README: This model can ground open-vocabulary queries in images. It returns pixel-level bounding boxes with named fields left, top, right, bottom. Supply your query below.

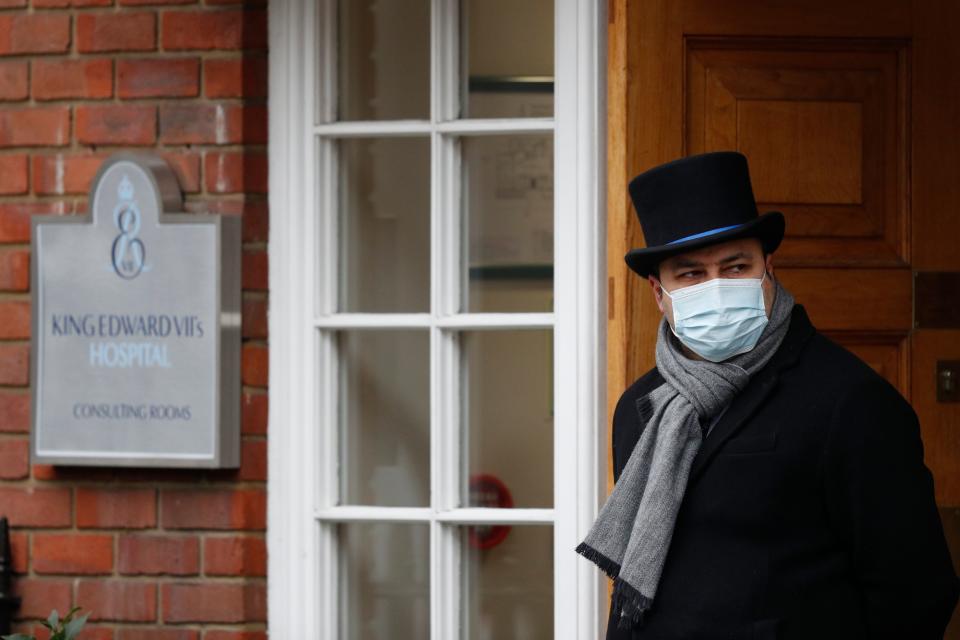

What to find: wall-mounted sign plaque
left=30, top=154, right=241, bottom=468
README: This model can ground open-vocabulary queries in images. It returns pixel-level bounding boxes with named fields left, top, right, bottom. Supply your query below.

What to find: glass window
left=460, top=0, right=554, bottom=118
left=339, top=522, right=431, bottom=639
left=461, top=134, right=554, bottom=313
left=338, top=0, right=431, bottom=121
left=338, top=137, right=431, bottom=313
left=318, top=2, right=558, bottom=636
left=339, top=330, right=430, bottom=507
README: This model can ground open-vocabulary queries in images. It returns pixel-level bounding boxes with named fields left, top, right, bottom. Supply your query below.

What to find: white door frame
left=266, top=1, right=608, bottom=637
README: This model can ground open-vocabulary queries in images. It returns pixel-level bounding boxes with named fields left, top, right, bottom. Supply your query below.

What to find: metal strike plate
left=937, top=361, right=960, bottom=403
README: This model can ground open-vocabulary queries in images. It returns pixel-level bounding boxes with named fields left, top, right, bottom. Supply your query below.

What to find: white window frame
left=267, top=1, right=606, bottom=638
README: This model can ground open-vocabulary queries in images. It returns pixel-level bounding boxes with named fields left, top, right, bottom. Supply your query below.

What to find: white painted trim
left=313, top=312, right=555, bottom=329
left=313, top=118, right=554, bottom=137
left=553, top=0, right=607, bottom=638
left=266, top=0, right=321, bottom=637
left=314, top=506, right=555, bottom=524
left=267, top=0, right=606, bottom=637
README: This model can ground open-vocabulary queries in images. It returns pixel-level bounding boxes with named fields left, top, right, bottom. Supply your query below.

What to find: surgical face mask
left=660, top=272, right=769, bottom=362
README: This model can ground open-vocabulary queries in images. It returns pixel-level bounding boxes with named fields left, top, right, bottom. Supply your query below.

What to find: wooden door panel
left=686, top=41, right=908, bottom=266
left=774, top=268, right=911, bottom=332
left=825, top=334, right=909, bottom=396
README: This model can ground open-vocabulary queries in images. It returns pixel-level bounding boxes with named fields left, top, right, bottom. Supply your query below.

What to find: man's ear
left=647, top=275, right=665, bottom=313
left=764, top=252, right=775, bottom=278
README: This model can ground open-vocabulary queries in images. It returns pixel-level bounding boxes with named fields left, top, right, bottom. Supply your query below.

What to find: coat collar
left=686, top=304, right=816, bottom=485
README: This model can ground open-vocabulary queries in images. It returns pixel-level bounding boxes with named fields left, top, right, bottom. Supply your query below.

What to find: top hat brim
left=624, top=210, right=785, bottom=278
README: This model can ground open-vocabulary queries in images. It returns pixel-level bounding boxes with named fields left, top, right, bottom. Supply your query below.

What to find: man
left=577, top=152, right=959, bottom=639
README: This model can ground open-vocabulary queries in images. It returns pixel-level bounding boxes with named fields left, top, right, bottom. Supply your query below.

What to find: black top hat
left=624, top=151, right=785, bottom=278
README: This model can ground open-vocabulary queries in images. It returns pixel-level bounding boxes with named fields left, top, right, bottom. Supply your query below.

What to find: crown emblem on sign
left=117, top=174, right=134, bottom=201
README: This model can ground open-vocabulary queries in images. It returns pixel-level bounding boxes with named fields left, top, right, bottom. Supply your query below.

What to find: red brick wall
left=0, top=1, right=269, bottom=637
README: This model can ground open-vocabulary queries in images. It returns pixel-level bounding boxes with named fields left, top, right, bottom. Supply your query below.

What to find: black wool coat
left=605, top=305, right=959, bottom=640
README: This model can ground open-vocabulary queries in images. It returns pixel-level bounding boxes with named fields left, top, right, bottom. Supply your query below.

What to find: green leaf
left=63, top=612, right=89, bottom=640
left=46, top=608, right=59, bottom=629
left=2, top=634, right=36, bottom=640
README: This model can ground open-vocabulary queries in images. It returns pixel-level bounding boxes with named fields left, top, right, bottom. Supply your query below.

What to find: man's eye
left=727, top=264, right=747, bottom=273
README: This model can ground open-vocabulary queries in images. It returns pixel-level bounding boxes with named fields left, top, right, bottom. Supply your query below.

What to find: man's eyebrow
left=669, top=251, right=753, bottom=269
left=718, top=252, right=751, bottom=264
left=670, top=257, right=704, bottom=269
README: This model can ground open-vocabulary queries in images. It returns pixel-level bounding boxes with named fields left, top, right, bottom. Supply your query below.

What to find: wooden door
left=607, top=0, right=960, bottom=631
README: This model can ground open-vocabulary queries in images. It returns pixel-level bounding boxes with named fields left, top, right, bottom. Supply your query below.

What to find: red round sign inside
left=468, top=473, right=514, bottom=549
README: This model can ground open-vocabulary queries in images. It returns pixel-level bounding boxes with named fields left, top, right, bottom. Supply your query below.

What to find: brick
left=204, top=56, right=267, bottom=98
left=118, top=534, right=199, bottom=575
left=0, top=61, right=27, bottom=101
left=117, top=58, right=199, bottom=98
left=120, top=0, right=193, bottom=4
left=205, top=151, right=267, bottom=194
left=0, top=487, right=71, bottom=527
left=77, top=487, right=157, bottom=529
left=236, top=438, right=266, bottom=481
left=34, top=0, right=112, bottom=6
left=0, top=437, right=28, bottom=479
left=77, top=12, right=157, bottom=53
left=162, top=10, right=266, bottom=50
left=13, top=579, right=72, bottom=619
left=159, top=103, right=266, bottom=145
left=161, top=489, right=266, bottom=530
left=0, top=201, right=70, bottom=243
left=161, top=151, right=201, bottom=193
left=0, top=299, right=29, bottom=338
left=0, top=391, right=29, bottom=432
left=68, top=627, right=113, bottom=640
left=116, top=630, right=198, bottom=640
left=241, top=249, right=266, bottom=290
left=77, top=580, right=157, bottom=622
left=241, top=392, right=266, bottom=435
left=161, top=583, right=266, bottom=623
left=203, top=535, right=265, bottom=576
left=241, top=343, right=267, bottom=387
left=0, top=14, right=70, bottom=55
left=33, top=59, right=112, bottom=101
left=0, top=0, right=26, bottom=7
left=0, top=343, right=28, bottom=385
left=0, top=154, right=27, bottom=194
left=0, top=107, right=70, bottom=147
left=241, top=296, right=266, bottom=339
left=242, top=199, right=267, bottom=242
left=10, top=530, right=26, bottom=573
left=32, top=154, right=106, bottom=196
left=203, top=633, right=266, bottom=640
left=77, top=105, right=156, bottom=146
left=33, top=534, right=114, bottom=574
left=0, top=249, right=29, bottom=292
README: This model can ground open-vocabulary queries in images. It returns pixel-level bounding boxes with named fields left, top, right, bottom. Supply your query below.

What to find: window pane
left=337, top=0, right=430, bottom=121
left=339, top=330, right=430, bottom=507
left=339, top=522, right=430, bottom=639
left=461, top=134, right=553, bottom=312
left=460, top=0, right=554, bottom=118
left=460, top=330, right=553, bottom=508
left=459, top=524, right=553, bottom=639
left=339, top=137, right=430, bottom=312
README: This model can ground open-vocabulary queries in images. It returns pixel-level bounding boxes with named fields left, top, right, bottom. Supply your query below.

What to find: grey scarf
left=576, top=280, right=795, bottom=630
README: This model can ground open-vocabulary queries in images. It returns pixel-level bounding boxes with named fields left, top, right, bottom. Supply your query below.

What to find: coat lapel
left=687, top=305, right=815, bottom=486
